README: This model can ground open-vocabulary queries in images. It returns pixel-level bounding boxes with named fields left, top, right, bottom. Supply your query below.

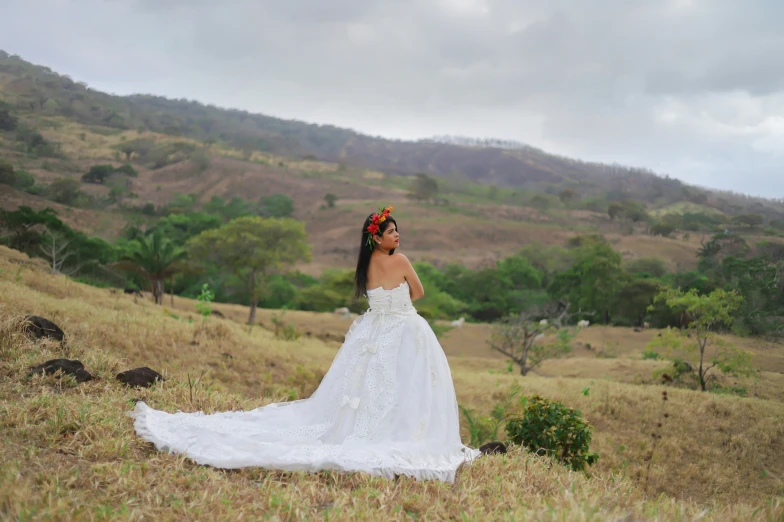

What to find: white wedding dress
left=129, top=281, right=481, bottom=482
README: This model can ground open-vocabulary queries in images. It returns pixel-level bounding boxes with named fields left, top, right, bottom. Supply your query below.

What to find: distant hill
left=2, top=50, right=783, bottom=221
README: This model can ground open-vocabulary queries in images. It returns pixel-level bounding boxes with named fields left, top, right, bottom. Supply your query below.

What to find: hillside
left=4, top=99, right=780, bottom=276
left=0, top=109, right=721, bottom=273
left=1, top=246, right=783, bottom=520
left=2, top=50, right=784, bottom=222
left=3, top=51, right=784, bottom=279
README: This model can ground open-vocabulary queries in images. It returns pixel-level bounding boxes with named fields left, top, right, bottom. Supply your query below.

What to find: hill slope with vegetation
left=1, top=51, right=784, bottom=334
left=2, top=50, right=784, bottom=217
left=1, top=51, right=784, bottom=520
left=1, top=247, right=783, bottom=520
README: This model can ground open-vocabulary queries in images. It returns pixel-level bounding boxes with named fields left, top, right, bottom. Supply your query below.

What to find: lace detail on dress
left=129, top=280, right=481, bottom=483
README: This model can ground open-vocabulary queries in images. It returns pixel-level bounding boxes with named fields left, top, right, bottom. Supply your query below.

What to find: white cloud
left=0, top=0, right=782, bottom=196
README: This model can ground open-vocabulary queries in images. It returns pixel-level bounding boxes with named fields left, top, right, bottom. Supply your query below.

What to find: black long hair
left=354, top=213, right=397, bottom=299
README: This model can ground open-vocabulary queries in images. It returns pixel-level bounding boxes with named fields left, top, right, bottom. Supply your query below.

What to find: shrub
left=651, top=222, right=676, bottom=237
left=115, top=163, right=138, bottom=177
left=624, top=257, right=667, bottom=278
left=505, top=395, right=599, bottom=471
left=0, top=161, right=15, bottom=186
left=271, top=311, right=300, bottom=341
left=82, top=164, right=114, bottom=184
left=13, top=169, right=35, bottom=190
left=0, top=106, right=18, bottom=131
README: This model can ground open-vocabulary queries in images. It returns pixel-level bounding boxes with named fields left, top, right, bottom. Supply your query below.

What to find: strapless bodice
left=366, top=281, right=415, bottom=314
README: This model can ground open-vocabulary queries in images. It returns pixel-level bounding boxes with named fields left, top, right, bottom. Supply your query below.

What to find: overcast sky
left=2, top=0, right=783, bottom=197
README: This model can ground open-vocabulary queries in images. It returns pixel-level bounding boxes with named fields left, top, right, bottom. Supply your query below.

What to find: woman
left=130, top=206, right=480, bottom=482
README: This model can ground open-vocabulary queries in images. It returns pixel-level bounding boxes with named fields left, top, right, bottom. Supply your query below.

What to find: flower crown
left=365, top=205, right=394, bottom=250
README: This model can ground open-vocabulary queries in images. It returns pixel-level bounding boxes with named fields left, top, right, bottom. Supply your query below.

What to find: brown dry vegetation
left=0, top=116, right=718, bottom=273
left=1, top=246, right=783, bottom=521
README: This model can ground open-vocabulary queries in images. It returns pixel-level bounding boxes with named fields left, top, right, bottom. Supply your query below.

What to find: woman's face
left=376, top=221, right=399, bottom=251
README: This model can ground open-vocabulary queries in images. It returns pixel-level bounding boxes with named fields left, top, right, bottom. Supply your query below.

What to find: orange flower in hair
left=366, top=205, right=394, bottom=250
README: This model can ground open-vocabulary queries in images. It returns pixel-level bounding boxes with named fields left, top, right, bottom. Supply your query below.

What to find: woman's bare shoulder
left=390, top=253, right=413, bottom=265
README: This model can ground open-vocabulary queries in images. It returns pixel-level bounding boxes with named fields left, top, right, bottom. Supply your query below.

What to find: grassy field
left=1, top=245, right=783, bottom=520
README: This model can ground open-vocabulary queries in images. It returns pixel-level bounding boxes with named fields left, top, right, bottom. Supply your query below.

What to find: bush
left=25, top=184, right=46, bottom=196
left=82, top=164, right=114, bottom=184
left=294, top=285, right=347, bottom=313
left=13, top=169, right=35, bottom=190
left=15, top=126, right=61, bottom=157
left=115, top=163, right=138, bottom=177
left=641, top=349, right=661, bottom=360
left=258, top=193, right=294, bottom=218
left=0, top=161, right=15, bottom=186
left=505, top=395, right=599, bottom=472
left=651, top=221, right=676, bottom=237
left=0, top=106, right=18, bottom=131
left=624, top=257, right=667, bottom=278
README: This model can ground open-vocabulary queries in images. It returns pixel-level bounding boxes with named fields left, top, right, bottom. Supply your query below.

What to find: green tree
left=324, top=193, right=338, bottom=208
left=529, top=194, right=552, bottom=210
left=258, top=194, right=294, bottom=218
left=115, top=163, right=138, bottom=177
left=489, top=305, right=579, bottom=375
left=202, top=194, right=226, bottom=215
left=622, top=200, right=649, bottom=222
left=0, top=161, right=15, bottom=186
left=190, top=148, right=211, bottom=172
left=497, top=255, right=543, bottom=290
left=0, top=106, right=18, bottom=131
left=409, top=173, right=439, bottom=203
left=113, top=230, right=196, bottom=305
left=153, top=212, right=222, bottom=245
left=607, top=202, right=624, bottom=221
left=12, top=169, right=35, bottom=191
left=624, top=257, right=667, bottom=278
left=719, top=256, right=783, bottom=336
left=0, top=206, right=63, bottom=251
left=82, top=164, right=115, bottom=184
left=731, top=213, right=764, bottom=228
left=648, top=287, right=753, bottom=391
left=611, top=278, right=659, bottom=326
left=558, top=188, right=578, bottom=204
left=167, top=193, right=197, bottom=214
left=114, top=138, right=154, bottom=161
left=548, top=242, right=624, bottom=323
left=188, top=216, right=311, bottom=324
left=608, top=200, right=648, bottom=223
left=650, top=221, right=676, bottom=237
left=46, top=178, right=83, bottom=205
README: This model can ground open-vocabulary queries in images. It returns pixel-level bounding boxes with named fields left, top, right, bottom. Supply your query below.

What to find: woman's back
left=367, top=253, right=425, bottom=300
left=366, top=253, right=406, bottom=291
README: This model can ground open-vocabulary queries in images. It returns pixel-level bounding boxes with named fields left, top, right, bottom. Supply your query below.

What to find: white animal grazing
left=334, top=307, right=351, bottom=319
left=577, top=320, right=590, bottom=328
left=450, top=317, right=465, bottom=328
left=539, top=319, right=548, bottom=326
left=643, top=322, right=651, bottom=329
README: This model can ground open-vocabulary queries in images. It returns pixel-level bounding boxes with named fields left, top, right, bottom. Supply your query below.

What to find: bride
left=130, top=206, right=481, bottom=482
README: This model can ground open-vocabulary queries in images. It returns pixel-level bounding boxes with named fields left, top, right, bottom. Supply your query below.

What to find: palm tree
left=113, top=230, right=197, bottom=305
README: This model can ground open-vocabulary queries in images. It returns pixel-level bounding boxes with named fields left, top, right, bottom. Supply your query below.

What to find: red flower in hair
left=365, top=205, right=394, bottom=250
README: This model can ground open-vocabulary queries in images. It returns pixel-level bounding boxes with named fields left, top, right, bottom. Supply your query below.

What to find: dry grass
left=0, top=117, right=715, bottom=272
left=1, top=246, right=784, bottom=520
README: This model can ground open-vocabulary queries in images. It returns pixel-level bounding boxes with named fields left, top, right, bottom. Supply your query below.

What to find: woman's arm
left=396, top=254, right=425, bottom=301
